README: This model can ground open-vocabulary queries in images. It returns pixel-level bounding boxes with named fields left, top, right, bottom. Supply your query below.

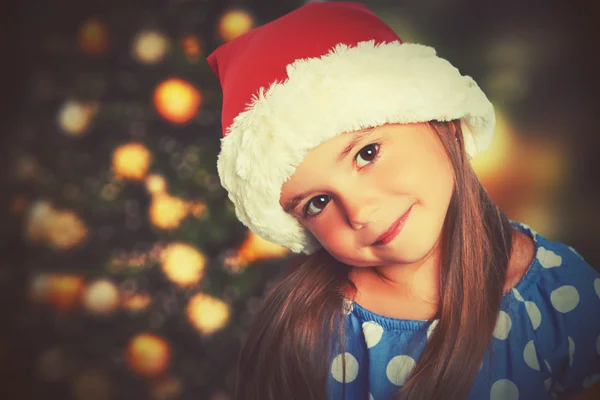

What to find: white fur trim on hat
left=217, top=41, right=495, bottom=254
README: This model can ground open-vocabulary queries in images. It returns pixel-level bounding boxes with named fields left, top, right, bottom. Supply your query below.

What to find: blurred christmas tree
left=4, top=1, right=303, bottom=399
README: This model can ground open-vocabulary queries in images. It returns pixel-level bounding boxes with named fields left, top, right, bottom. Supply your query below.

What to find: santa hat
left=207, top=1, right=495, bottom=254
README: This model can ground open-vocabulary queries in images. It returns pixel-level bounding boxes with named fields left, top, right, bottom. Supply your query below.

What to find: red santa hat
left=207, top=1, right=495, bottom=254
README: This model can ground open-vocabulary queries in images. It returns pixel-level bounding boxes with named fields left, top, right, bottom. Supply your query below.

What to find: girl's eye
left=355, top=143, right=380, bottom=168
left=305, top=195, right=331, bottom=217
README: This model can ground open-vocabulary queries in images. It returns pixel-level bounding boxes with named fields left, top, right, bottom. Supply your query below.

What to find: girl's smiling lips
left=372, top=204, right=415, bottom=246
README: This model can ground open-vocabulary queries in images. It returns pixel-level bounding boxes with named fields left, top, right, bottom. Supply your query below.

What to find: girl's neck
left=346, top=226, right=535, bottom=321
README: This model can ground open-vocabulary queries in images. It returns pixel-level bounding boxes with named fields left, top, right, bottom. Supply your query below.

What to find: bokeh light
left=82, top=279, right=120, bottom=315
left=160, top=243, right=206, bottom=287
left=181, top=35, right=203, bottom=61
left=145, top=174, right=167, bottom=194
left=149, top=193, right=189, bottom=229
left=58, top=100, right=99, bottom=136
left=132, top=30, right=170, bottom=64
left=112, top=143, right=152, bottom=180
left=24, top=201, right=88, bottom=250
left=126, top=333, right=170, bottom=378
left=187, top=293, right=230, bottom=335
left=153, top=79, right=202, bottom=124
left=237, top=231, right=289, bottom=264
left=48, top=274, right=85, bottom=312
left=218, top=9, right=255, bottom=42
left=78, top=19, right=109, bottom=55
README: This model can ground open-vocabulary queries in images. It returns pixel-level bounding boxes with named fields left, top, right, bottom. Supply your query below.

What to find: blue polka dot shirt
left=328, top=222, right=600, bottom=399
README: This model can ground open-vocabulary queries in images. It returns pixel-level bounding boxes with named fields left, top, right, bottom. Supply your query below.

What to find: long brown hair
left=234, top=120, right=513, bottom=400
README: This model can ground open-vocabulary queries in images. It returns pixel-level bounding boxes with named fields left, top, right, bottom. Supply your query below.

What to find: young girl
left=207, top=2, right=600, bottom=399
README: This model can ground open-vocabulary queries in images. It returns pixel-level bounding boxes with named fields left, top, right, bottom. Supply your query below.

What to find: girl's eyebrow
left=336, top=127, right=377, bottom=163
left=282, top=190, right=312, bottom=214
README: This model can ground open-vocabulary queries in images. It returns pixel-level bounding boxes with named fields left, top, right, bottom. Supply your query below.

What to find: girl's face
left=280, top=123, right=456, bottom=267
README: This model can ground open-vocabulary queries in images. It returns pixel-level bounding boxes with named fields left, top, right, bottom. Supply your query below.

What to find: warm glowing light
left=46, top=210, right=89, bottom=250
left=160, top=243, right=206, bottom=287
left=186, top=293, right=230, bottom=335
left=181, top=35, right=202, bottom=60
left=127, top=333, right=170, bottom=378
left=145, top=174, right=167, bottom=194
left=149, top=193, right=189, bottom=229
left=218, top=9, right=255, bottom=42
left=122, top=293, right=152, bottom=311
left=132, top=30, right=170, bottom=64
left=48, top=274, right=85, bottom=312
left=58, top=100, right=98, bottom=136
left=24, top=201, right=88, bottom=250
left=82, top=280, right=120, bottom=314
left=151, top=376, right=184, bottom=400
left=112, top=143, right=151, bottom=180
left=237, top=231, right=289, bottom=264
left=78, top=19, right=109, bottom=55
left=153, top=78, right=201, bottom=124
left=471, top=112, right=515, bottom=180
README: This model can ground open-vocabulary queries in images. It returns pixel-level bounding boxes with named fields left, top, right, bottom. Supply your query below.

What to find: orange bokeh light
left=153, top=78, right=201, bottom=124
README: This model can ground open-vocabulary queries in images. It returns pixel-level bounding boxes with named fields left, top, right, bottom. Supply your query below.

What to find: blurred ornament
left=149, top=193, right=189, bottom=229
left=153, top=78, right=202, bottom=124
left=187, top=293, right=230, bottom=335
left=181, top=35, right=203, bottom=62
left=24, top=201, right=88, bottom=250
left=237, top=230, right=289, bottom=264
left=218, top=9, right=255, bottom=42
left=132, top=30, right=170, bottom=65
left=123, top=293, right=152, bottom=312
left=151, top=376, right=184, bottom=400
left=100, top=183, right=119, bottom=201
left=126, top=333, right=170, bottom=378
left=78, top=19, right=109, bottom=55
left=71, top=370, right=113, bottom=400
left=160, top=243, right=206, bottom=287
left=112, top=143, right=151, bottom=180
left=146, top=174, right=167, bottom=194
left=46, top=210, right=88, bottom=250
left=36, top=347, right=71, bottom=382
left=82, top=279, right=120, bottom=315
left=190, top=201, right=208, bottom=219
left=58, top=100, right=99, bottom=136
left=48, top=274, right=84, bottom=312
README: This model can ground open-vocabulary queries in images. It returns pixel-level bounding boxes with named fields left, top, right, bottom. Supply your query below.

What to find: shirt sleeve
left=533, top=242, right=600, bottom=397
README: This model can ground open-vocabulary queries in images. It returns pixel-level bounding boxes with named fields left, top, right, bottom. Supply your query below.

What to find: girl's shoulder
left=509, top=220, right=599, bottom=303
left=508, top=221, right=600, bottom=397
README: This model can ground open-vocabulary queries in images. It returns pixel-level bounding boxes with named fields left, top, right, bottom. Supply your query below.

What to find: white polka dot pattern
left=331, top=352, right=359, bottom=383
left=490, top=379, right=519, bottom=400
left=523, top=340, right=540, bottom=371
left=568, top=337, right=575, bottom=367
left=512, top=288, right=524, bottom=302
left=386, top=355, right=416, bottom=386
left=550, top=285, right=580, bottom=313
left=544, top=359, right=552, bottom=373
left=493, top=310, right=512, bottom=340
left=582, top=375, right=600, bottom=389
left=362, top=321, right=383, bottom=348
left=537, top=247, right=562, bottom=268
left=427, top=319, right=438, bottom=340
left=525, top=301, right=541, bottom=330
